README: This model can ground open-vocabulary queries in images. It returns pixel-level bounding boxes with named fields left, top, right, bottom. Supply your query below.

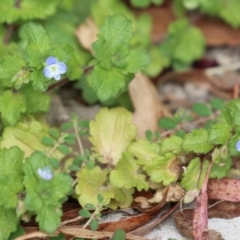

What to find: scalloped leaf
left=144, top=153, right=180, bottom=186
left=0, top=147, right=24, bottom=208
left=208, top=123, right=231, bottom=145
left=0, top=207, right=18, bottom=240
left=182, top=129, right=214, bottom=154
left=110, top=152, right=148, bottom=191
left=89, top=107, right=136, bottom=165
left=76, top=166, right=114, bottom=207
left=160, top=135, right=183, bottom=154
left=127, top=139, right=160, bottom=165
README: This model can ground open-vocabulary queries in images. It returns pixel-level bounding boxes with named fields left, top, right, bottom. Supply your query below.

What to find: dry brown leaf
left=173, top=209, right=223, bottom=240
left=75, top=18, right=98, bottom=52
left=129, top=72, right=169, bottom=139
left=208, top=178, right=240, bottom=202
left=194, top=15, right=240, bottom=46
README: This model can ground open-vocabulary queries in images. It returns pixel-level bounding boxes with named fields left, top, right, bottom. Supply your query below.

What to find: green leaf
left=49, top=158, right=60, bottom=169
left=23, top=152, right=73, bottom=233
left=0, top=56, right=28, bottom=88
left=112, top=229, right=126, bottom=240
left=180, top=158, right=209, bottom=191
left=42, top=136, right=55, bottom=146
left=120, top=49, right=150, bottom=75
left=89, top=107, right=136, bottom=165
left=145, top=130, right=153, bottom=142
left=1, top=120, right=63, bottom=159
left=127, top=139, right=160, bottom=165
left=0, top=147, right=24, bottom=208
left=110, top=152, right=149, bottom=191
left=0, top=90, right=27, bottom=125
left=79, top=209, right=91, bottom=218
left=210, top=98, right=225, bottom=110
left=90, top=219, right=98, bottom=231
left=97, top=194, right=104, bottom=204
left=0, top=207, right=18, bottom=240
left=49, top=129, right=60, bottom=139
left=92, top=14, right=133, bottom=69
left=9, top=225, right=25, bottom=240
left=88, top=64, right=132, bottom=101
left=162, top=18, right=205, bottom=66
left=144, top=153, right=180, bottom=186
left=192, top=103, right=212, bottom=117
left=161, top=136, right=183, bottom=154
left=182, top=129, right=214, bottom=154
left=210, top=156, right=232, bottom=179
left=158, top=117, right=177, bottom=130
left=21, top=84, right=50, bottom=113
left=64, top=45, right=83, bottom=80
left=30, top=69, right=50, bottom=91
left=20, top=23, right=50, bottom=68
left=220, top=99, right=240, bottom=125
left=60, top=122, right=73, bottom=131
left=0, top=0, right=59, bottom=23
left=76, top=166, right=114, bottom=207
left=144, top=46, right=170, bottom=77
left=208, top=123, right=231, bottom=145
left=58, top=145, right=71, bottom=154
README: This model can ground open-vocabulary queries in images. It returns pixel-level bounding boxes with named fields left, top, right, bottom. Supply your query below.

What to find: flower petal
left=53, top=74, right=61, bottom=81
left=236, top=140, right=240, bottom=152
left=57, top=62, right=67, bottom=74
left=43, top=67, right=53, bottom=79
left=46, top=56, right=58, bottom=66
left=38, top=166, right=53, bottom=181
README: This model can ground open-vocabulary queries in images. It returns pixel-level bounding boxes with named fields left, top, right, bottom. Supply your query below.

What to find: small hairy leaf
left=192, top=103, right=212, bottom=117
left=42, top=136, right=55, bottom=146
left=112, top=229, right=126, bottom=240
left=90, top=219, right=98, bottom=231
left=79, top=209, right=91, bottom=218
left=158, top=117, right=177, bottom=130
left=210, top=98, right=224, bottom=110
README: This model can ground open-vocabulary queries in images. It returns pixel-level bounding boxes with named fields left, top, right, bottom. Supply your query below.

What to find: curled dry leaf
left=208, top=178, right=240, bottom=202
left=75, top=18, right=98, bottom=52
left=129, top=72, right=170, bottom=139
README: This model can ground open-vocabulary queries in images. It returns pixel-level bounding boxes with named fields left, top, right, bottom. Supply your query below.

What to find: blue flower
left=236, top=140, right=240, bottom=152
left=38, top=166, right=53, bottom=181
left=43, top=56, right=67, bottom=81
